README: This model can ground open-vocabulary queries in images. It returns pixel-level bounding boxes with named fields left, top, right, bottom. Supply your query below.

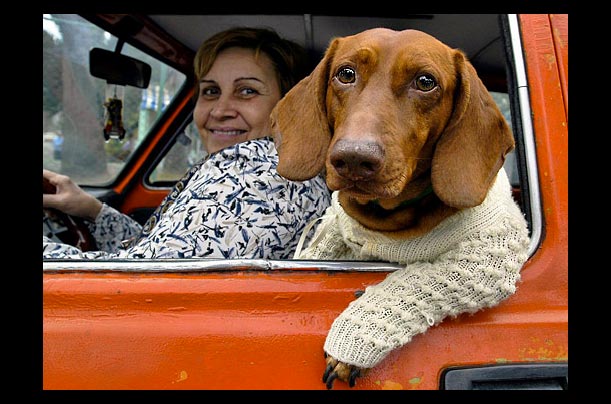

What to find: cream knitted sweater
left=295, top=168, right=530, bottom=369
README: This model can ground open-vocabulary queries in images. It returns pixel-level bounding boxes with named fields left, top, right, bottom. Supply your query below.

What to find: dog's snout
left=330, top=139, right=384, bottom=180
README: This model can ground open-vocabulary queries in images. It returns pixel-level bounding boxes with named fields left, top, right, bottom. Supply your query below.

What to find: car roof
left=148, top=14, right=507, bottom=77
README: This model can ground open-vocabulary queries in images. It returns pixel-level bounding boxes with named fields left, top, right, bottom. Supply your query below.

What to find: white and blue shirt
left=43, top=137, right=331, bottom=260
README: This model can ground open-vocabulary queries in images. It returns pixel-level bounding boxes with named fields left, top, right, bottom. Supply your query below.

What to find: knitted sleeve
left=322, top=213, right=530, bottom=369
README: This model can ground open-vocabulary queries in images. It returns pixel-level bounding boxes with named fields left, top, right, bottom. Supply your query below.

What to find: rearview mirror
left=89, top=48, right=151, bottom=89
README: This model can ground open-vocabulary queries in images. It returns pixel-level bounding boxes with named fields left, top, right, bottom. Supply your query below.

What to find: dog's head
left=271, top=28, right=514, bottom=230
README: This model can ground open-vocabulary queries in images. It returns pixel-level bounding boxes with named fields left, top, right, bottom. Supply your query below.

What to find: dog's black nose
left=330, top=139, right=384, bottom=181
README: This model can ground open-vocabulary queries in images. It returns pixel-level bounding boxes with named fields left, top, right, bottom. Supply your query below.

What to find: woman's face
left=194, top=47, right=282, bottom=154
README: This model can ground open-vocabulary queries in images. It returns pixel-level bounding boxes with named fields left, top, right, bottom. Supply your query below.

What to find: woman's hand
left=43, top=169, right=103, bottom=221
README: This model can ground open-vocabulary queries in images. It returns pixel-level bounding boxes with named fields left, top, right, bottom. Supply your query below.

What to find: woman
left=42, top=27, right=331, bottom=259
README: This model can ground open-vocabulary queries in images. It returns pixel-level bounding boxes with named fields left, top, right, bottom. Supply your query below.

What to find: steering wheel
left=43, top=176, right=97, bottom=252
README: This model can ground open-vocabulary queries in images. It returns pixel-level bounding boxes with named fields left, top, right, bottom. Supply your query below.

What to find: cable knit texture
left=295, top=168, right=530, bottom=369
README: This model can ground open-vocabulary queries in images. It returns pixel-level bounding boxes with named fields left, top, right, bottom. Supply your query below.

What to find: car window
left=490, top=91, right=519, bottom=186
left=148, top=116, right=205, bottom=183
left=42, top=14, right=187, bottom=186
left=43, top=14, right=532, bottom=267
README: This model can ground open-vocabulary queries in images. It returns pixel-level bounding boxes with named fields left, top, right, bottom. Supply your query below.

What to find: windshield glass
left=42, top=14, right=187, bottom=186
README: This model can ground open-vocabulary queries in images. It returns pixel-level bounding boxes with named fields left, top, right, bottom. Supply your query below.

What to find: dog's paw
left=322, top=353, right=368, bottom=389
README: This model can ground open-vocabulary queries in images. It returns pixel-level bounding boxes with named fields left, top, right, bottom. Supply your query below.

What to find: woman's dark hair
left=194, top=27, right=310, bottom=98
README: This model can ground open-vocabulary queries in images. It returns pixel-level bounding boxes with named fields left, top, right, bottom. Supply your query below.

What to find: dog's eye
left=336, top=67, right=356, bottom=84
left=415, top=74, right=437, bottom=91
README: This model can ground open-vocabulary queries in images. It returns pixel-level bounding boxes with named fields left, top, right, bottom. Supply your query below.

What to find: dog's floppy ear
left=270, top=40, right=338, bottom=181
left=432, top=50, right=515, bottom=208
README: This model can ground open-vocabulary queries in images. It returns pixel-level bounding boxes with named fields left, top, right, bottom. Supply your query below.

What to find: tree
left=52, top=14, right=110, bottom=181
left=43, top=29, right=62, bottom=124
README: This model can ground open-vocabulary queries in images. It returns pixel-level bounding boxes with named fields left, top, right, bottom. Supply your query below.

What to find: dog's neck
left=369, top=185, right=434, bottom=210
left=338, top=175, right=458, bottom=236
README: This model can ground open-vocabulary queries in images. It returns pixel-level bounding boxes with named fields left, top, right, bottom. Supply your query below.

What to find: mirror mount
left=113, top=38, right=125, bottom=54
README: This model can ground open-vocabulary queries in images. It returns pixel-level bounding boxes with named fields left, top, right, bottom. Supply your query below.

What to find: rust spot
left=519, top=337, right=568, bottom=361
left=552, top=26, right=567, bottom=48
left=408, top=377, right=423, bottom=389
left=172, top=370, right=188, bottom=383
left=273, top=294, right=302, bottom=303
left=379, top=380, right=404, bottom=390
left=544, top=53, right=556, bottom=69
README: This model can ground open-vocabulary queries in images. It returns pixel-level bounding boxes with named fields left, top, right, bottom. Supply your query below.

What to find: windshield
left=42, top=14, right=187, bottom=186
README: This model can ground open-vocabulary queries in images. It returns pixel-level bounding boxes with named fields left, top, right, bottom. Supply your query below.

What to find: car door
left=42, top=13, right=568, bottom=390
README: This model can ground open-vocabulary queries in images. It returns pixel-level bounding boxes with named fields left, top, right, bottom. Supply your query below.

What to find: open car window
left=43, top=14, right=540, bottom=267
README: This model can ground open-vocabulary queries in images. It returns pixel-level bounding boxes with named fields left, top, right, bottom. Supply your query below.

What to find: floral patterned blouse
left=42, top=137, right=331, bottom=260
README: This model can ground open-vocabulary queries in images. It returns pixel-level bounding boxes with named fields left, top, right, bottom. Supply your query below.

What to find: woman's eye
left=200, top=87, right=219, bottom=97
left=336, top=67, right=356, bottom=84
left=238, top=87, right=259, bottom=97
left=414, top=74, right=437, bottom=91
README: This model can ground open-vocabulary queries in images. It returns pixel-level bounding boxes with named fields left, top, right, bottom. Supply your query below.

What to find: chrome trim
left=43, top=258, right=404, bottom=273
left=508, top=14, right=543, bottom=257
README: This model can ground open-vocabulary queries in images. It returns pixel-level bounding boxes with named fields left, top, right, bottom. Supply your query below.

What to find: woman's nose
left=210, top=95, right=238, bottom=119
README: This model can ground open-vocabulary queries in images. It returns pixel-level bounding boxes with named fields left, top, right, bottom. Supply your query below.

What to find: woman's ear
left=432, top=50, right=515, bottom=208
left=270, top=40, right=338, bottom=181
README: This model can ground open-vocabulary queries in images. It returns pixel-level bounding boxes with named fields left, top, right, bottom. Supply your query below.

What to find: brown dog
left=271, top=28, right=530, bottom=389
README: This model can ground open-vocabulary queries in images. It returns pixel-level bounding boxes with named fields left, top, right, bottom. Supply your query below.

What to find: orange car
left=42, top=13, right=568, bottom=390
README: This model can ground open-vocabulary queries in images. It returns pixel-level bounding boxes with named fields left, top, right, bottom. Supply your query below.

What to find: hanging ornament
left=103, top=84, right=126, bottom=141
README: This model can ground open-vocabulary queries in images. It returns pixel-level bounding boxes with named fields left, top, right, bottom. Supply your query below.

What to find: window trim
left=43, top=258, right=404, bottom=272
left=507, top=14, right=542, bottom=257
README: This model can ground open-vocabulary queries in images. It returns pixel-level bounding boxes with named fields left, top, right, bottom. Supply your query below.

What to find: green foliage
left=43, top=30, right=62, bottom=116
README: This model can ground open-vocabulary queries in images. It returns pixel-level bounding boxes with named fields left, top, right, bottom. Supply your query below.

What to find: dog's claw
left=323, top=363, right=334, bottom=383
left=325, top=371, right=338, bottom=389
left=349, top=368, right=360, bottom=387
left=323, top=353, right=367, bottom=389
